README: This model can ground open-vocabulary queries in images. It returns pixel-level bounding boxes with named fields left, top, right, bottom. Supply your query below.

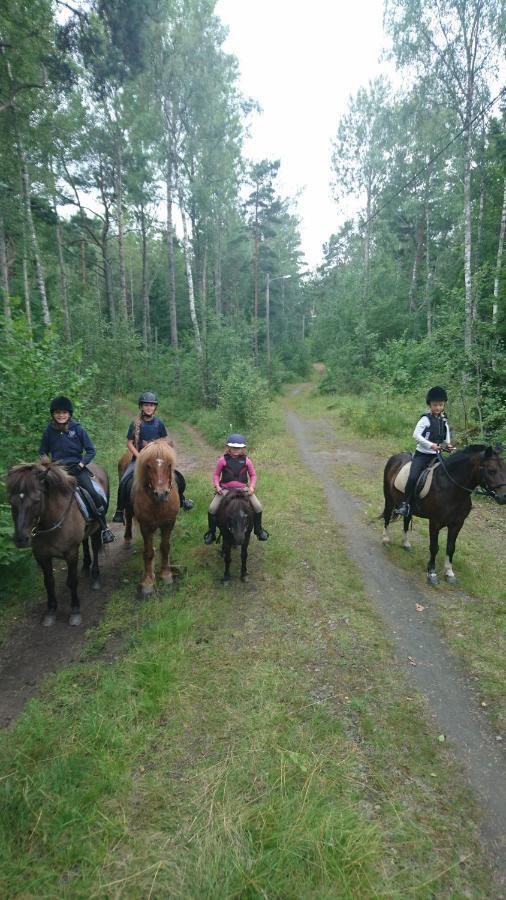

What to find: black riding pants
left=67, top=465, right=106, bottom=513
left=404, top=451, right=435, bottom=501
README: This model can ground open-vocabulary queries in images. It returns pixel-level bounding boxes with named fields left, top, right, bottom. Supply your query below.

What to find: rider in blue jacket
left=39, top=396, right=114, bottom=543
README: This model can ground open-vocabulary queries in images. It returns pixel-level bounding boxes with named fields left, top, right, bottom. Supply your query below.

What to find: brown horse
left=130, top=439, right=180, bottom=595
left=381, top=445, right=506, bottom=584
left=216, top=490, right=254, bottom=582
left=6, top=460, right=109, bottom=626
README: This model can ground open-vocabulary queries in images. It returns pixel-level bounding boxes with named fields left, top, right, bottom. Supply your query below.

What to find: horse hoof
left=402, top=543, right=411, bottom=552
left=141, top=584, right=154, bottom=597
left=241, top=574, right=249, bottom=583
left=91, top=580, right=100, bottom=591
left=381, top=536, right=390, bottom=545
left=69, top=612, right=82, bottom=627
left=42, top=613, right=56, bottom=627
left=445, top=573, right=457, bottom=584
left=161, top=574, right=173, bottom=585
left=427, top=572, right=438, bottom=586
left=223, top=576, right=231, bottom=584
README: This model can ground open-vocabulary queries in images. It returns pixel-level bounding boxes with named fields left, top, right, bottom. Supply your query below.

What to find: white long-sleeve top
left=413, top=414, right=451, bottom=454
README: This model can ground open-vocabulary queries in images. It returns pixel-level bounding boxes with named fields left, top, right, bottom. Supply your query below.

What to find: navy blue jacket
left=126, top=416, right=168, bottom=448
left=39, top=420, right=96, bottom=466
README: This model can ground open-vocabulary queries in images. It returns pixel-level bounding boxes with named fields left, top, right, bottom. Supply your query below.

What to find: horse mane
left=6, top=461, right=75, bottom=497
left=133, top=439, right=176, bottom=490
left=443, top=444, right=488, bottom=471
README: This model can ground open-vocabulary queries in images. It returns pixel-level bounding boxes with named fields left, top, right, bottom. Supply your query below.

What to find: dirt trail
left=286, top=407, right=506, bottom=879
left=0, top=429, right=200, bottom=729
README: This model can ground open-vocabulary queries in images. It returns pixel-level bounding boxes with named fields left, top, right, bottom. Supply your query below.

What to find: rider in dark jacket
left=112, top=392, right=193, bottom=523
left=395, top=386, right=455, bottom=517
left=39, top=396, right=114, bottom=543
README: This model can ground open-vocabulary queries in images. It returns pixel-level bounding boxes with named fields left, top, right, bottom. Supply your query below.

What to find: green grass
left=288, top=380, right=506, bottom=731
left=0, top=396, right=495, bottom=897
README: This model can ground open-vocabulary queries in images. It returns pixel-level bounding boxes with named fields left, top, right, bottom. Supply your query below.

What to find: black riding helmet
left=50, top=395, right=73, bottom=415
left=138, top=391, right=158, bottom=406
left=426, top=386, right=448, bottom=404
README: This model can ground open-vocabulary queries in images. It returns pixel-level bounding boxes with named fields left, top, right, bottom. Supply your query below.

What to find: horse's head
left=220, top=493, right=253, bottom=547
left=135, top=440, right=176, bottom=504
left=480, top=446, right=506, bottom=504
left=6, top=462, right=73, bottom=548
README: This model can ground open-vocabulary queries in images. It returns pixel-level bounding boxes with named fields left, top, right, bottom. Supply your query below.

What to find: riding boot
left=204, top=513, right=217, bottom=544
left=180, top=495, right=194, bottom=510
left=253, top=511, right=269, bottom=541
left=112, top=508, right=125, bottom=524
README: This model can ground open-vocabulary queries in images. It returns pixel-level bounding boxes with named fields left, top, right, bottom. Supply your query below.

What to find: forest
left=1, top=2, right=506, bottom=896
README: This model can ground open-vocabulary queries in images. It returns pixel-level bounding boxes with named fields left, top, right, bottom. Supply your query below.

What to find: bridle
left=437, top=451, right=506, bottom=500
left=29, top=490, right=75, bottom=537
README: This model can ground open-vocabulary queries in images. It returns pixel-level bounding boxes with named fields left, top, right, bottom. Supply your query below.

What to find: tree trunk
left=140, top=204, right=150, bottom=350
left=53, top=196, right=71, bottom=340
left=408, top=216, right=425, bottom=314
left=175, top=170, right=202, bottom=358
left=114, top=141, right=128, bottom=319
left=19, top=145, right=51, bottom=326
left=472, top=160, right=485, bottom=324
left=22, top=254, right=33, bottom=341
left=424, top=206, right=433, bottom=337
left=492, top=177, right=506, bottom=326
left=0, top=216, right=11, bottom=322
left=165, top=156, right=179, bottom=349
left=215, top=236, right=222, bottom=316
left=463, top=104, right=474, bottom=352
left=80, top=239, right=87, bottom=289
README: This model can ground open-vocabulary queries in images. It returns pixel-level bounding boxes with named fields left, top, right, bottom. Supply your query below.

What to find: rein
left=437, top=451, right=505, bottom=499
left=31, top=491, right=75, bottom=537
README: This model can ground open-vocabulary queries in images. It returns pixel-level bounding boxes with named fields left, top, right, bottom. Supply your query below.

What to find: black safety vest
left=221, top=453, right=248, bottom=485
left=421, top=413, right=447, bottom=445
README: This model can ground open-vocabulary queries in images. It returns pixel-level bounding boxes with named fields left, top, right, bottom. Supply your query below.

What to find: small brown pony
left=216, top=490, right=254, bottom=582
left=128, top=439, right=180, bottom=595
left=382, top=444, right=506, bottom=584
left=7, top=460, right=109, bottom=626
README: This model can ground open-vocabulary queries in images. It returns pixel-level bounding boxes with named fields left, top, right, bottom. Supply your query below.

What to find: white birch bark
left=0, top=216, right=11, bottom=321
left=493, top=177, right=506, bottom=326
left=175, top=165, right=202, bottom=357
left=19, top=145, right=51, bottom=326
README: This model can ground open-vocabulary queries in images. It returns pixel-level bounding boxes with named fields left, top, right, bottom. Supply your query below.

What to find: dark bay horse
left=216, top=490, right=254, bottom=582
left=7, top=460, right=109, bottom=625
left=381, top=445, right=506, bottom=584
left=131, top=439, right=180, bottom=595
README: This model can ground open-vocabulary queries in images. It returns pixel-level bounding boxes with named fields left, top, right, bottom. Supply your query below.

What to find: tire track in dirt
left=287, top=407, right=506, bottom=882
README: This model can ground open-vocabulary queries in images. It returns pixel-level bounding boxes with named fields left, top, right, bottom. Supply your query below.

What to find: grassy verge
left=0, top=397, right=495, bottom=897
left=286, top=381, right=506, bottom=732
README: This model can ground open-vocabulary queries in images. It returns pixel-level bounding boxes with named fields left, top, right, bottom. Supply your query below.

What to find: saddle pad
left=90, top=477, right=108, bottom=505
left=74, top=490, right=92, bottom=521
left=394, top=460, right=441, bottom=499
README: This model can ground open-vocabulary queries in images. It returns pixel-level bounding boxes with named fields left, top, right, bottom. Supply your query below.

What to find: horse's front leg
left=39, top=557, right=57, bottom=627
left=427, top=520, right=441, bottom=585
left=66, top=547, right=82, bottom=626
left=444, top=518, right=466, bottom=584
left=240, top=535, right=250, bottom=582
left=159, top=523, right=173, bottom=585
left=90, top=528, right=102, bottom=591
left=139, top=524, right=155, bottom=596
left=381, top=497, right=394, bottom=545
left=223, top=540, right=232, bottom=583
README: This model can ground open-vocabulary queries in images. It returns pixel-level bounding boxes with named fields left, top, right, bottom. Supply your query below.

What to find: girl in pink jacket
left=203, top=433, right=269, bottom=544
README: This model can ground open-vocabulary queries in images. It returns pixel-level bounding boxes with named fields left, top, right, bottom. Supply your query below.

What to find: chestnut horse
left=381, top=445, right=506, bottom=584
left=216, top=490, right=254, bottom=582
left=130, top=439, right=180, bottom=595
left=7, top=460, right=109, bottom=626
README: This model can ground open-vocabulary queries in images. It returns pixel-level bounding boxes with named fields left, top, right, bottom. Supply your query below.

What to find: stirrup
left=101, top=528, right=115, bottom=544
left=181, top=497, right=194, bottom=510
left=256, top=528, right=269, bottom=541
left=394, top=502, right=410, bottom=517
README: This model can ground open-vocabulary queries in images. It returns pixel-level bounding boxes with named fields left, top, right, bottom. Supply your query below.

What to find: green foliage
left=217, top=362, right=270, bottom=434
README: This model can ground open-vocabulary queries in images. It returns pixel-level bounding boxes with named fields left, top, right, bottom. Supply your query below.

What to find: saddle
left=394, top=458, right=441, bottom=499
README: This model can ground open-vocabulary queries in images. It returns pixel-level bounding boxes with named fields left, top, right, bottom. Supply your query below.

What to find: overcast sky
left=215, top=0, right=391, bottom=269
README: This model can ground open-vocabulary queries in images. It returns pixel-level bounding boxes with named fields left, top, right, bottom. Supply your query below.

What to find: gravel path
left=287, top=407, right=506, bottom=882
